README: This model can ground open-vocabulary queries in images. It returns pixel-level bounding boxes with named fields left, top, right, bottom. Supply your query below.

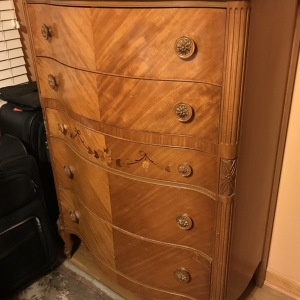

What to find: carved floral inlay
left=219, top=158, right=237, bottom=196
left=70, top=128, right=170, bottom=172
left=70, top=128, right=112, bottom=164
left=116, top=150, right=171, bottom=173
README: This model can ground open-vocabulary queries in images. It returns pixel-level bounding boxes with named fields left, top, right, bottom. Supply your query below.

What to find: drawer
left=59, top=188, right=115, bottom=269
left=109, top=173, right=216, bottom=257
left=50, top=139, right=216, bottom=255
left=46, top=108, right=218, bottom=192
left=96, top=75, right=221, bottom=143
left=36, top=58, right=100, bottom=121
left=60, top=187, right=211, bottom=299
left=27, top=4, right=95, bottom=70
left=40, top=55, right=221, bottom=141
left=91, top=7, right=226, bottom=84
left=51, top=139, right=112, bottom=223
left=113, top=230, right=211, bottom=300
left=29, top=5, right=226, bottom=84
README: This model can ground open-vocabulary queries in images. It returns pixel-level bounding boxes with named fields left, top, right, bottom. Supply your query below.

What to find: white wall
left=266, top=52, right=300, bottom=297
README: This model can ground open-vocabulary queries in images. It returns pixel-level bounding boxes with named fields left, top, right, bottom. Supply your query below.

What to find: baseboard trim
left=265, top=269, right=300, bottom=299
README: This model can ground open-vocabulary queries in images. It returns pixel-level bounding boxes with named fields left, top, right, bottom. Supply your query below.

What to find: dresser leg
left=56, top=214, right=73, bottom=259
left=63, top=237, right=73, bottom=260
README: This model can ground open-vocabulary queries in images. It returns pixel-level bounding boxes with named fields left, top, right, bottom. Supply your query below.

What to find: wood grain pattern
left=44, top=98, right=219, bottom=155
left=46, top=108, right=218, bottom=192
left=36, top=58, right=100, bottom=121
left=113, top=229, right=211, bottom=300
left=97, top=75, right=221, bottom=142
left=109, top=173, right=216, bottom=256
left=59, top=188, right=115, bottom=269
left=50, top=139, right=112, bottom=223
left=37, top=57, right=221, bottom=141
left=27, top=4, right=95, bottom=70
left=92, top=8, right=225, bottom=83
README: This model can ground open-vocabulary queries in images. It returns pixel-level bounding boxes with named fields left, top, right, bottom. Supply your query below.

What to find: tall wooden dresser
left=24, top=0, right=299, bottom=299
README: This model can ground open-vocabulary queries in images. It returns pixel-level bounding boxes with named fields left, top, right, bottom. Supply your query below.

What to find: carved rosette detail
left=58, top=123, right=67, bottom=134
left=64, top=166, right=73, bottom=179
left=48, top=74, right=57, bottom=89
left=178, top=163, right=192, bottom=177
left=176, top=214, right=193, bottom=230
left=174, top=268, right=191, bottom=283
left=41, top=24, right=51, bottom=40
left=70, top=211, right=79, bottom=223
left=173, top=103, right=193, bottom=122
left=219, top=159, right=237, bottom=196
left=174, top=36, right=195, bottom=59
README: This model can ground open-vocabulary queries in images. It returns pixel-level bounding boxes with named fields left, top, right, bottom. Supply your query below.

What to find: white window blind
left=0, top=0, right=28, bottom=88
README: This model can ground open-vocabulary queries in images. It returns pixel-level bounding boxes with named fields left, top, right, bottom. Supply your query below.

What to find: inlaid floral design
left=70, top=128, right=111, bottom=164
left=116, top=150, right=171, bottom=173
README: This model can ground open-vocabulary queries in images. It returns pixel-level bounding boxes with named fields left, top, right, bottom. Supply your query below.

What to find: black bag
left=0, top=81, right=45, bottom=162
left=0, top=82, right=40, bottom=111
left=0, top=102, right=47, bottom=163
left=0, top=134, right=56, bottom=299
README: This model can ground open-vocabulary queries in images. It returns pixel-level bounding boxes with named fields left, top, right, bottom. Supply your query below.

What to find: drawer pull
left=176, top=214, right=193, bottom=230
left=41, top=24, right=52, bottom=40
left=173, top=103, right=193, bottom=122
left=174, top=268, right=191, bottom=283
left=178, top=163, right=192, bottom=177
left=70, top=211, right=79, bottom=223
left=64, top=166, right=73, bottom=179
left=174, top=36, right=195, bottom=59
left=58, top=123, right=67, bottom=134
left=48, top=74, right=57, bottom=90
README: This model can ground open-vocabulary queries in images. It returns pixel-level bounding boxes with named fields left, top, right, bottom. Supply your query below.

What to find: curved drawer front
left=93, top=7, right=225, bottom=84
left=36, top=58, right=100, bottom=121
left=50, top=139, right=112, bottom=223
left=60, top=188, right=210, bottom=299
left=109, top=173, right=216, bottom=257
left=27, top=4, right=95, bottom=70
left=50, top=139, right=216, bottom=255
left=28, top=4, right=225, bottom=84
left=59, top=188, right=115, bottom=269
left=39, top=58, right=220, bottom=142
left=113, top=230, right=211, bottom=300
left=96, top=75, right=221, bottom=142
left=46, top=108, right=218, bottom=192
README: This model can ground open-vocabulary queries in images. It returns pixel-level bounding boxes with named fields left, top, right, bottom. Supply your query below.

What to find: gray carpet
left=6, top=258, right=122, bottom=300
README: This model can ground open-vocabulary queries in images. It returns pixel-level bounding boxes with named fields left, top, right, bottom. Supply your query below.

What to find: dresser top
left=26, top=0, right=250, bottom=8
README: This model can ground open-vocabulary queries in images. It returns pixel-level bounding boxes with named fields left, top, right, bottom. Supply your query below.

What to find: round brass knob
left=58, top=123, right=67, bottom=134
left=41, top=24, right=52, bottom=40
left=173, top=103, right=193, bottom=122
left=64, top=166, right=73, bottom=179
left=174, top=36, right=195, bottom=59
left=174, top=268, right=191, bottom=283
left=176, top=214, right=193, bottom=230
left=48, top=74, right=57, bottom=90
left=70, top=211, right=79, bottom=223
left=178, top=163, right=192, bottom=177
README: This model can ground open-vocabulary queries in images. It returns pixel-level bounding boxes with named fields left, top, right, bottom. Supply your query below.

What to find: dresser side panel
left=226, top=1, right=299, bottom=299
